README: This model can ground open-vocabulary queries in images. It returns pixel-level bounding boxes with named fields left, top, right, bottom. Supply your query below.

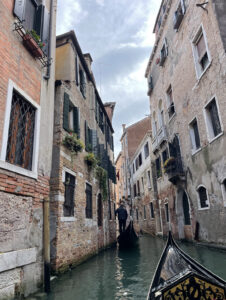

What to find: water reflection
left=33, top=236, right=226, bottom=300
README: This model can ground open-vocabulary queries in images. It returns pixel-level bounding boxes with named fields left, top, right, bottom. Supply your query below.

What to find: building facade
left=129, top=132, right=156, bottom=235
left=145, top=0, right=226, bottom=244
left=0, top=0, right=56, bottom=298
left=50, top=31, right=116, bottom=273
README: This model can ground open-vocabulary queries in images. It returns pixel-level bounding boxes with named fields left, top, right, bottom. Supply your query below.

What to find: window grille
left=85, top=183, right=92, bottom=218
left=64, top=172, right=75, bottom=217
left=6, top=90, right=35, bottom=170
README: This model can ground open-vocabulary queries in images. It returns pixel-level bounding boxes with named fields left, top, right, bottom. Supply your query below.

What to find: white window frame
left=196, top=185, right=210, bottom=210
left=189, top=117, right=201, bottom=155
left=191, top=24, right=211, bottom=80
left=203, top=96, right=223, bottom=143
left=0, top=79, right=40, bottom=179
left=61, top=167, right=77, bottom=221
left=221, top=178, right=226, bottom=207
left=166, top=85, right=176, bottom=121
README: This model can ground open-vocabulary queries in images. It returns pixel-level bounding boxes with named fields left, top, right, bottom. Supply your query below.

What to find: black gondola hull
left=117, top=221, right=138, bottom=248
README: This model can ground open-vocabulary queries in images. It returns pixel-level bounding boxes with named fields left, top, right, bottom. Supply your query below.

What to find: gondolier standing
left=115, top=203, right=128, bottom=234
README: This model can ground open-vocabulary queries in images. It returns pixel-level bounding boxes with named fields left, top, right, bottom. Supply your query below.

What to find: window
left=85, top=121, right=92, bottom=152
left=133, top=163, right=135, bottom=174
left=204, top=98, right=222, bottom=141
left=144, top=142, right=149, bottom=159
left=14, top=0, right=49, bottom=55
left=137, top=180, right=140, bottom=196
left=183, top=191, right=191, bottom=225
left=64, top=172, right=75, bottom=217
left=173, top=0, right=186, bottom=30
left=221, top=179, right=226, bottom=206
left=165, top=203, right=169, bottom=222
left=63, top=93, right=80, bottom=137
left=144, top=205, right=146, bottom=220
left=138, top=153, right=142, bottom=166
left=159, top=38, right=168, bottom=66
left=155, top=156, right=162, bottom=178
left=79, top=68, right=86, bottom=98
left=162, top=148, right=169, bottom=164
left=141, top=177, right=144, bottom=193
left=150, top=202, right=155, bottom=218
left=99, top=108, right=104, bottom=133
left=85, top=183, right=92, bottom=218
left=136, top=209, right=139, bottom=220
left=133, top=184, right=137, bottom=197
left=192, top=26, right=210, bottom=78
left=189, top=118, right=201, bottom=153
left=148, top=75, right=153, bottom=94
left=97, top=194, right=103, bottom=226
left=6, top=89, right=36, bottom=171
left=197, top=186, right=209, bottom=209
left=147, top=170, right=151, bottom=188
left=135, top=157, right=139, bottom=171
left=166, top=86, right=175, bottom=119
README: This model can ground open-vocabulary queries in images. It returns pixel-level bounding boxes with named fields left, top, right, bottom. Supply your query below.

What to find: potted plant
left=62, top=132, right=84, bottom=154
left=22, top=30, right=45, bottom=58
left=164, top=157, right=176, bottom=172
left=84, top=152, right=98, bottom=170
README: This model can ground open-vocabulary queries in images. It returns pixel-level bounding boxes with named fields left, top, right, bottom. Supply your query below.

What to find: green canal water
left=36, top=235, right=226, bottom=300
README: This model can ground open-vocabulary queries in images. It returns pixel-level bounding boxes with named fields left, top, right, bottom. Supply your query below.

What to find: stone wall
left=146, top=0, right=226, bottom=244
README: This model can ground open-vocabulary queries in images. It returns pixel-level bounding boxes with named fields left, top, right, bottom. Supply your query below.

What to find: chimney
left=84, top=53, right=93, bottom=73
left=122, top=124, right=126, bottom=132
left=104, top=102, right=116, bottom=123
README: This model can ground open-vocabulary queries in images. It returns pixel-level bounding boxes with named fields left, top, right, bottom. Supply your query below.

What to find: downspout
left=44, top=0, right=54, bottom=80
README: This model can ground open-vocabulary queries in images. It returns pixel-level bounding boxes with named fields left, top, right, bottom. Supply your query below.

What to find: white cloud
left=96, top=0, right=105, bottom=7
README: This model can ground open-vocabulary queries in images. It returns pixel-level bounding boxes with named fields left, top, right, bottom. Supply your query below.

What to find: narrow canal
left=35, top=235, right=226, bottom=300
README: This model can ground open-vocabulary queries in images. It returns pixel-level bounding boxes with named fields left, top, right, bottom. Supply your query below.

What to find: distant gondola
left=147, top=231, right=226, bottom=300
left=117, top=221, right=138, bottom=248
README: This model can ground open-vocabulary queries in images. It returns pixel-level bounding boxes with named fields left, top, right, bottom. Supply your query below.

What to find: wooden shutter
left=91, top=130, right=98, bottom=156
left=14, top=0, right=26, bottom=21
left=41, top=7, right=50, bottom=55
left=63, top=93, right=70, bottom=131
left=73, top=106, right=80, bottom=137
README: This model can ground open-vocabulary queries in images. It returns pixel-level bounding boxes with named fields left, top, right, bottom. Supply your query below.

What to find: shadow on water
left=32, top=235, right=226, bottom=300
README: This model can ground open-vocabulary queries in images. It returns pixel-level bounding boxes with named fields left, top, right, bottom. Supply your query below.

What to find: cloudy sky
left=56, top=0, right=160, bottom=157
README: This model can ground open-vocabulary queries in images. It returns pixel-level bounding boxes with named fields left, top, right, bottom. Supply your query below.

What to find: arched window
left=221, top=178, right=226, bottom=206
left=183, top=191, right=191, bottom=225
left=197, top=186, right=209, bottom=209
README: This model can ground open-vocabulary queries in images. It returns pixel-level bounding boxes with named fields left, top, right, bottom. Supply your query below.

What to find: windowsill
left=60, top=217, right=76, bottom=222
left=191, top=147, right=202, bottom=156
left=208, top=131, right=224, bottom=144
left=0, top=160, right=38, bottom=179
left=198, top=206, right=210, bottom=211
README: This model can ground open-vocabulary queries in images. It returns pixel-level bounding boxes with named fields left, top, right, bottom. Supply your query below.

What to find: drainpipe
left=44, top=0, right=54, bottom=80
left=43, top=197, right=51, bottom=293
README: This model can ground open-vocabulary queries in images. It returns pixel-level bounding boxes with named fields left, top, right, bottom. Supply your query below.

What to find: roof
left=56, top=31, right=114, bottom=133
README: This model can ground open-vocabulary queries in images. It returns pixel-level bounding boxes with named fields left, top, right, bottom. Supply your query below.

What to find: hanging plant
left=62, top=132, right=84, bottom=154
left=95, top=166, right=108, bottom=201
left=84, top=152, right=98, bottom=170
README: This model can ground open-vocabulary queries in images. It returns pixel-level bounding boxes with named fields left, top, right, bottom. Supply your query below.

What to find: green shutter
left=14, top=0, right=25, bottom=21
left=63, top=93, right=70, bottom=131
left=73, top=106, right=80, bottom=137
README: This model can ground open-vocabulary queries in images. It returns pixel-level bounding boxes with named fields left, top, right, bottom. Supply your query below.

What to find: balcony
left=164, top=157, right=185, bottom=185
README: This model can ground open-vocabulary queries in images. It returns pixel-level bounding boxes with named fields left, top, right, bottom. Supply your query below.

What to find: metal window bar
left=6, top=91, right=35, bottom=170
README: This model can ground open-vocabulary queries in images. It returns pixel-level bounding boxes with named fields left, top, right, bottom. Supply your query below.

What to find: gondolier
left=115, top=203, right=128, bottom=234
